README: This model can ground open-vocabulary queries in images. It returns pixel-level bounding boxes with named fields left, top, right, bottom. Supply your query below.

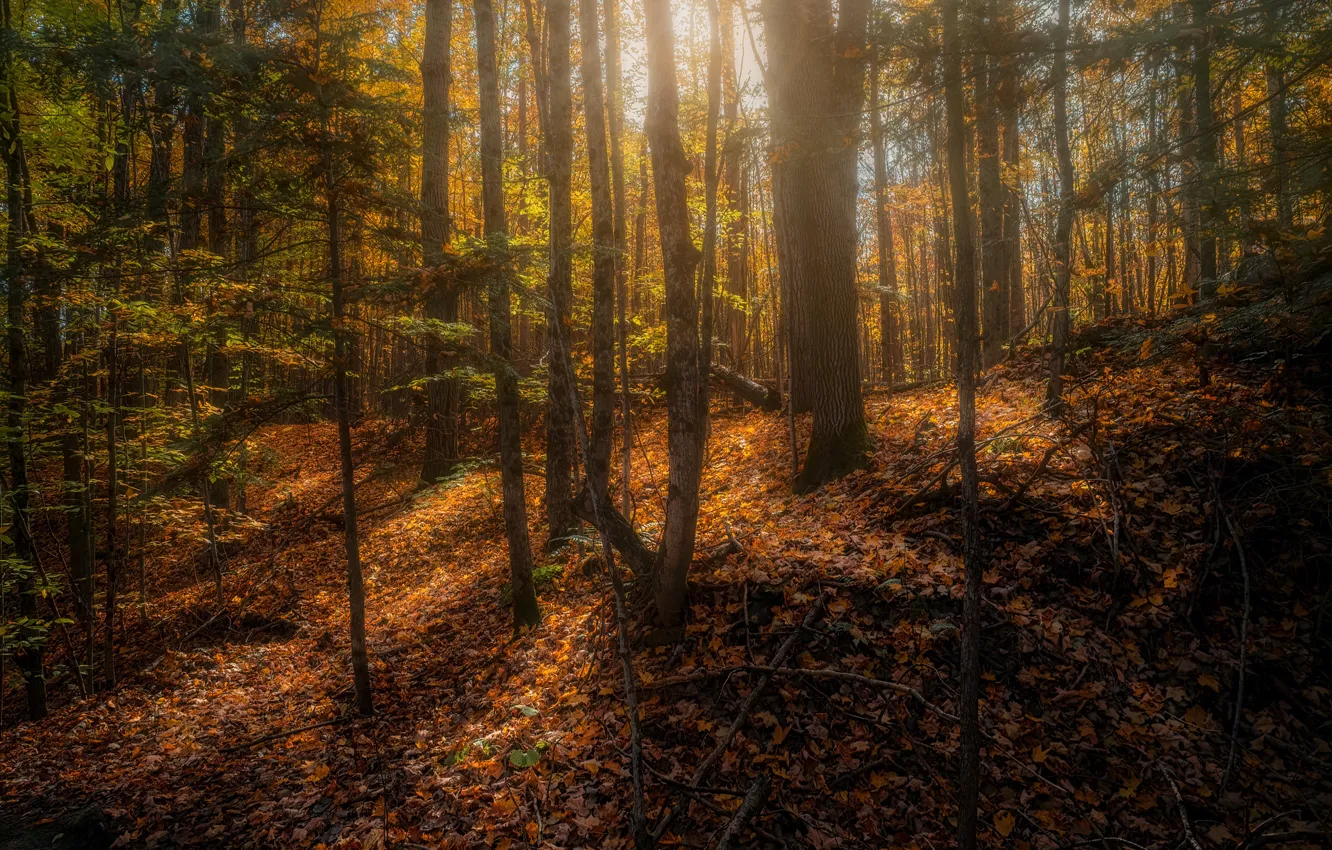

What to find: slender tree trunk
left=420, top=0, right=458, bottom=484
left=943, top=1, right=983, bottom=847
left=604, top=0, right=633, bottom=518
left=721, top=0, right=746, bottom=367
left=870, top=30, right=899, bottom=385
left=645, top=0, right=702, bottom=627
left=999, top=14, right=1022, bottom=335
left=579, top=0, right=617, bottom=498
left=761, top=0, right=871, bottom=493
left=1266, top=5, right=1290, bottom=229
left=698, top=0, right=722, bottom=449
left=477, top=0, right=541, bottom=630
left=544, top=0, right=578, bottom=550
left=1146, top=53, right=1160, bottom=316
left=1046, top=0, right=1074, bottom=409
left=1192, top=0, right=1217, bottom=297
left=977, top=5, right=1005, bottom=367
left=1105, top=185, right=1116, bottom=315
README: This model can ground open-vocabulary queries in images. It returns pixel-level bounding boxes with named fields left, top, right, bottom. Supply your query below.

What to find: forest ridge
left=1, top=0, right=1330, bottom=847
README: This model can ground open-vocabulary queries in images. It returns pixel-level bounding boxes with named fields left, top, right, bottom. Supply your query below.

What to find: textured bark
left=578, top=0, right=617, bottom=500
left=761, top=0, right=872, bottom=493
left=942, top=4, right=983, bottom=849
left=477, top=0, right=541, bottom=631
left=1046, top=0, right=1074, bottom=410
left=420, top=0, right=458, bottom=484
left=544, top=0, right=578, bottom=550
left=870, top=29, right=900, bottom=385
left=977, top=12, right=1005, bottom=368
left=645, top=0, right=702, bottom=627
left=711, top=363, right=780, bottom=411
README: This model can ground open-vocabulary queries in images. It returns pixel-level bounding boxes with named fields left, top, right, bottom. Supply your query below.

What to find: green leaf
left=508, top=747, right=541, bottom=768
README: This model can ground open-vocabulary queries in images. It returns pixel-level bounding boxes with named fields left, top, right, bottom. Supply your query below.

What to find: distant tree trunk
left=761, top=0, right=872, bottom=493
left=943, top=2, right=983, bottom=849
left=1173, top=1, right=1199, bottom=298
left=645, top=0, right=702, bottom=627
left=1192, top=0, right=1217, bottom=298
left=698, top=0, right=722, bottom=448
left=478, top=0, right=541, bottom=630
left=633, top=147, right=647, bottom=317
left=977, top=4, right=1005, bottom=367
left=578, top=0, right=617, bottom=499
left=1233, top=91, right=1249, bottom=235
left=604, top=0, right=633, bottom=517
left=1146, top=52, right=1160, bottom=316
left=1046, top=0, right=1074, bottom=409
left=1105, top=185, right=1116, bottom=315
left=721, top=0, right=746, bottom=367
left=202, top=0, right=230, bottom=515
left=545, top=0, right=578, bottom=550
left=1265, top=5, right=1290, bottom=228
left=231, top=0, right=255, bottom=513
left=420, top=0, right=458, bottom=484
left=998, top=15, right=1022, bottom=335
left=870, top=30, right=899, bottom=384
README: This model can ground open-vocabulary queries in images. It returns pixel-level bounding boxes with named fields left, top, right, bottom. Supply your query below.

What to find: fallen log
left=710, top=364, right=781, bottom=411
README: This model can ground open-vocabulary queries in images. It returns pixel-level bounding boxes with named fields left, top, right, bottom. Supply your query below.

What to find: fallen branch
left=220, top=717, right=350, bottom=753
left=713, top=774, right=773, bottom=850
left=1000, top=421, right=1089, bottom=510
left=1216, top=487, right=1251, bottom=793
left=1163, top=768, right=1205, bottom=850
left=711, top=363, right=781, bottom=411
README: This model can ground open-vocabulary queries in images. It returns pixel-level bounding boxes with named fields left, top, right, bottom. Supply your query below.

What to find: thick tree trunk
left=477, top=0, right=541, bottom=630
left=645, top=0, right=702, bottom=627
left=578, top=0, right=617, bottom=499
left=420, top=0, right=458, bottom=484
left=544, top=0, right=578, bottom=550
left=1046, top=0, right=1074, bottom=410
left=761, top=0, right=872, bottom=493
left=942, top=2, right=983, bottom=848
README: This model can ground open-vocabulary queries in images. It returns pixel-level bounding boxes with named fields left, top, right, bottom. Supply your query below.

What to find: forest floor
left=3, top=297, right=1332, bottom=849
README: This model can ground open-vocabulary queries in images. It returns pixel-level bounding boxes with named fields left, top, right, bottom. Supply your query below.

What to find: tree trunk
left=604, top=0, right=633, bottom=518
left=477, top=0, right=541, bottom=630
left=420, top=0, right=458, bottom=484
left=321, top=110, right=375, bottom=715
left=870, top=24, right=900, bottom=385
left=578, top=0, right=617, bottom=499
left=977, top=7, right=1005, bottom=367
left=645, top=0, right=702, bottom=627
left=699, top=0, right=722, bottom=450
left=1192, top=0, right=1217, bottom=298
left=721, top=0, right=746, bottom=367
left=1046, top=0, right=1074, bottom=409
left=999, top=18, right=1022, bottom=335
left=942, top=1, right=983, bottom=847
left=544, top=0, right=578, bottom=551
left=1266, top=5, right=1290, bottom=228
left=761, top=0, right=872, bottom=493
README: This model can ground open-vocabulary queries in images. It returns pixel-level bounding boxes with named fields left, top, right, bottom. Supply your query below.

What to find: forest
left=1, top=0, right=1331, bottom=845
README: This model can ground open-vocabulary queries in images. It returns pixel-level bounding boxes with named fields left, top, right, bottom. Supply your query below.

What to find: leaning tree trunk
left=943, top=4, right=983, bottom=849
left=477, top=0, right=541, bottom=630
left=578, top=0, right=617, bottom=500
left=1046, top=0, right=1074, bottom=409
left=645, top=0, right=703, bottom=627
left=761, top=0, right=872, bottom=493
left=420, top=0, right=458, bottom=484
left=544, top=0, right=578, bottom=551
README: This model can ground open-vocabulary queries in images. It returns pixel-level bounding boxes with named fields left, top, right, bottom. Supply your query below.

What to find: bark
left=942, top=1, right=983, bottom=848
left=698, top=0, right=722, bottom=451
left=998, top=16, right=1022, bottom=334
left=544, top=0, right=578, bottom=550
left=721, top=0, right=746, bottom=366
left=202, top=0, right=230, bottom=514
left=1266, top=5, right=1290, bottom=228
left=1146, top=52, right=1160, bottom=316
left=578, top=0, right=617, bottom=499
left=1105, top=185, right=1116, bottom=315
left=1046, top=0, right=1074, bottom=410
left=761, top=0, right=872, bottom=493
left=1173, top=1, right=1199, bottom=297
left=477, top=0, right=541, bottom=631
left=604, top=0, right=633, bottom=518
left=420, top=0, right=459, bottom=484
left=322, top=112, right=375, bottom=714
left=645, top=0, right=703, bottom=627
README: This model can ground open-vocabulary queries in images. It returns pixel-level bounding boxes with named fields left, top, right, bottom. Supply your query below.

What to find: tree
left=477, top=0, right=541, bottom=630
left=1046, top=0, right=1075, bottom=411
left=942, top=2, right=983, bottom=848
left=760, top=0, right=872, bottom=493
left=577, top=0, right=616, bottom=499
left=869, top=19, right=900, bottom=385
left=977, top=0, right=1005, bottom=367
left=420, top=0, right=458, bottom=485
left=644, top=0, right=702, bottom=627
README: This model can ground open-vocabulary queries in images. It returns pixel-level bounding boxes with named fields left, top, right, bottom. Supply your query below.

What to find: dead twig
left=1162, top=767, right=1205, bottom=850
left=220, top=716, right=350, bottom=753
left=1215, top=486, right=1250, bottom=793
